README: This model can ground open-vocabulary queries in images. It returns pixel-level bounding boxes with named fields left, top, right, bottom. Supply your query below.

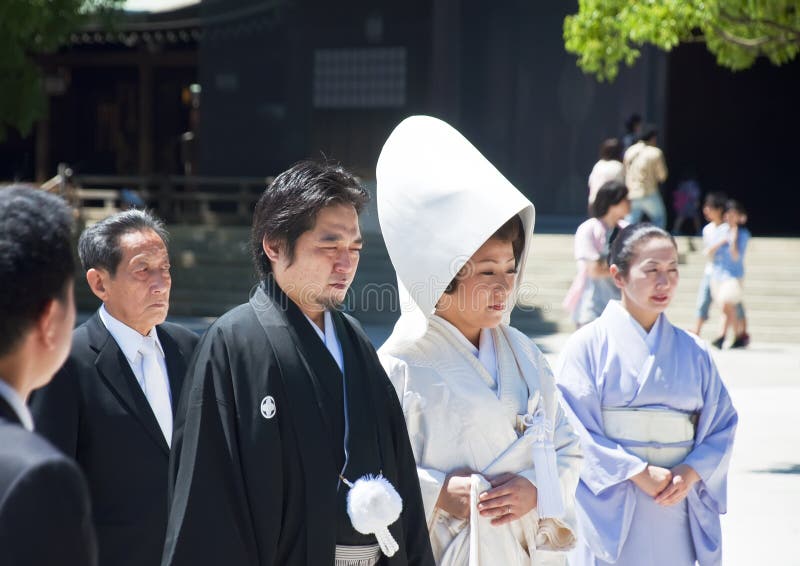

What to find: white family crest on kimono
left=376, top=116, right=582, bottom=566
left=556, top=301, right=738, bottom=566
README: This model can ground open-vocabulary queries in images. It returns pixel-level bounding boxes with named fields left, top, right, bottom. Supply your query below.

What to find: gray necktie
left=139, top=335, right=173, bottom=447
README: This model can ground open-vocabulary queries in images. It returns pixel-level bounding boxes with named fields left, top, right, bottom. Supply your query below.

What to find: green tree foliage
left=0, top=0, right=121, bottom=139
left=564, top=0, right=800, bottom=81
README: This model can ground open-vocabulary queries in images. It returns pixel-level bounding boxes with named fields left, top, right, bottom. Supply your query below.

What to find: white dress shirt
left=98, top=305, right=173, bottom=407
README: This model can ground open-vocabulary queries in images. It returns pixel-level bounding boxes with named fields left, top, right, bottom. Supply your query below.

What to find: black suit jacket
left=0, top=395, right=97, bottom=566
left=30, top=312, right=199, bottom=566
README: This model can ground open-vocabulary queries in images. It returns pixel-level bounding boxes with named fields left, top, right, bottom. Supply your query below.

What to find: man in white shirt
left=0, top=185, right=97, bottom=566
left=623, top=127, right=668, bottom=228
left=30, top=210, right=198, bottom=566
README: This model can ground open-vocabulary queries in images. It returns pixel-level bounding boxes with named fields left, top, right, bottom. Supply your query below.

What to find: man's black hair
left=0, top=186, right=75, bottom=357
left=624, top=113, right=642, bottom=133
left=639, top=126, right=659, bottom=143
left=78, top=209, right=169, bottom=276
left=250, top=160, right=369, bottom=280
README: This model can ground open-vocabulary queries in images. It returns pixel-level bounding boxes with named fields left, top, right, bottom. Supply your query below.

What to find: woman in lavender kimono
left=556, top=224, right=738, bottom=566
left=376, top=116, right=582, bottom=565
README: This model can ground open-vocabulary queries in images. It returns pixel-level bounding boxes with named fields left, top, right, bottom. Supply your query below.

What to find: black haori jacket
left=161, top=279, right=434, bottom=566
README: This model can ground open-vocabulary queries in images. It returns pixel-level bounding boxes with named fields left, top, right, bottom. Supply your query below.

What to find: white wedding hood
left=376, top=115, right=536, bottom=341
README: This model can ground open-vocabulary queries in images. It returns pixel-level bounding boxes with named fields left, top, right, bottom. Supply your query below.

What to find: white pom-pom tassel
left=346, top=474, right=403, bottom=557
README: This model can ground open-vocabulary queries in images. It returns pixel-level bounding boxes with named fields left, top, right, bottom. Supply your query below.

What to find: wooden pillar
left=138, top=58, right=154, bottom=177
left=430, top=0, right=461, bottom=125
left=35, top=103, right=51, bottom=183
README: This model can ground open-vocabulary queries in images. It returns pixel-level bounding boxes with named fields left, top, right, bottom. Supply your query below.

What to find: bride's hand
left=435, top=469, right=474, bottom=520
left=478, top=473, right=538, bottom=525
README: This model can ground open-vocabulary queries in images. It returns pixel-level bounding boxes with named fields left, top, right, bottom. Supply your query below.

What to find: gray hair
left=78, top=210, right=169, bottom=275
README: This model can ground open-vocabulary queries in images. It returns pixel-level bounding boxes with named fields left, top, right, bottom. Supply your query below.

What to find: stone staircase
left=75, top=226, right=800, bottom=344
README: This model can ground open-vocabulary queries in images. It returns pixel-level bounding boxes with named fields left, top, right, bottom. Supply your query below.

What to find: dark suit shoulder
left=0, top=426, right=97, bottom=566
left=0, top=424, right=76, bottom=479
left=67, top=319, right=103, bottom=359
left=158, top=321, right=200, bottom=347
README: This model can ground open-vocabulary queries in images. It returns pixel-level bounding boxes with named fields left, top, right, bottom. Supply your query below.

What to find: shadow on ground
left=752, top=464, right=800, bottom=475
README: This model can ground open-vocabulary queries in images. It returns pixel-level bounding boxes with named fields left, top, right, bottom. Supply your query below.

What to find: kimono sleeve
left=555, top=330, right=647, bottom=495
left=682, top=347, right=737, bottom=513
left=161, top=327, right=262, bottom=566
left=379, top=353, right=446, bottom=525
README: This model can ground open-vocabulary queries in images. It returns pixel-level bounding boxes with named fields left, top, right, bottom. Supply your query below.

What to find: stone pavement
left=532, top=333, right=800, bottom=566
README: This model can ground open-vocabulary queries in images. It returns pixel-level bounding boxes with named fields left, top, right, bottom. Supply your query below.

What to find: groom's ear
left=263, top=237, right=283, bottom=263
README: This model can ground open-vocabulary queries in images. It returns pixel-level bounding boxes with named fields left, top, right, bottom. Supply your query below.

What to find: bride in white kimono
left=375, top=116, right=582, bottom=566
left=556, top=224, right=738, bottom=566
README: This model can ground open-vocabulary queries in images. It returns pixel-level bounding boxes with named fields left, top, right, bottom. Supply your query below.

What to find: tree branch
left=719, top=9, right=800, bottom=40
left=709, top=23, right=778, bottom=49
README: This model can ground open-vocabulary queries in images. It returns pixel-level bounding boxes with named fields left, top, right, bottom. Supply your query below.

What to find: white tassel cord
left=524, top=410, right=566, bottom=519
left=346, top=474, right=404, bottom=557
left=374, top=528, right=400, bottom=557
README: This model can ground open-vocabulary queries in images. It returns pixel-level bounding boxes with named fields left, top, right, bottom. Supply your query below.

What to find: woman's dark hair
left=591, top=181, right=629, bottom=218
left=704, top=191, right=728, bottom=210
left=78, top=209, right=169, bottom=275
left=0, top=186, right=75, bottom=357
left=609, top=223, right=676, bottom=278
left=598, top=138, right=622, bottom=161
left=251, top=160, right=369, bottom=280
left=443, top=215, right=524, bottom=294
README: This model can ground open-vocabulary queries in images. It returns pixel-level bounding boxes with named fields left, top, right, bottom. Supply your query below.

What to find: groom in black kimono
left=161, top=161, right=434, bottom=566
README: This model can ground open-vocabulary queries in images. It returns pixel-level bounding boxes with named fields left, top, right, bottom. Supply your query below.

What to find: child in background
left=709, top=200, right=751, bottom=348
left=693, top=193, right=749, bottom=345
left=693, top=192, right=727, bottom=336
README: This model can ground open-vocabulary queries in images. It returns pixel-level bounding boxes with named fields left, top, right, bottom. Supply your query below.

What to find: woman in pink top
left=564, top=181, right=630, bottom=327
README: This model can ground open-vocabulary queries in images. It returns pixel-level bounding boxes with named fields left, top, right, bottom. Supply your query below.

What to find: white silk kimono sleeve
left=380, top=354, right=447, bottom=524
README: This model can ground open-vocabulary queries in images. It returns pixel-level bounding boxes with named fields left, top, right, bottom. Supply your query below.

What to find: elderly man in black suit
left=0, top=185, right=97, bottom=566
left=31, top=209, right=198, bottom=566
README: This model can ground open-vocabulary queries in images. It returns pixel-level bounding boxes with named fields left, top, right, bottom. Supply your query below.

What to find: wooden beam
left=38, top=50, right=197, bottom=69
